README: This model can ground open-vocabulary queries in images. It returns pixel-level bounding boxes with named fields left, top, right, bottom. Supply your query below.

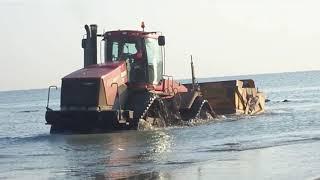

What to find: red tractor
left=45, top=24, right=265, bottom=133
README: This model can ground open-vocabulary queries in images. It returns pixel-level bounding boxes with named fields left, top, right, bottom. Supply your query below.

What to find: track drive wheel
left=139, top=97, right=168, bottom=130
left=198, top=101, right=215, bottom=119
left=191, top=97, right=216, bottom=120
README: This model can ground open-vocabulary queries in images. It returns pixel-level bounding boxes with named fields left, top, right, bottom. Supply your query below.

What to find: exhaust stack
left=82, top=24, right=98, bottom=68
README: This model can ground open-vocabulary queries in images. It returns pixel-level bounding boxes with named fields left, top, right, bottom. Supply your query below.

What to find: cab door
left=145, top=38, right=163, bottom=85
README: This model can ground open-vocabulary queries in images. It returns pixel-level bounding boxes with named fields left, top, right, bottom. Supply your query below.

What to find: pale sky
left=1, top=0, right=320, bottom=91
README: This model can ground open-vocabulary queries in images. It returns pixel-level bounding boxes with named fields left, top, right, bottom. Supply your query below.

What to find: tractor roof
left=104, top=30, right=160, bottom=39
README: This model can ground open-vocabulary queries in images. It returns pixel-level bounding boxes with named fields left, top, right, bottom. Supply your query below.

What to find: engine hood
left=63, top=61, right=127, bottom=79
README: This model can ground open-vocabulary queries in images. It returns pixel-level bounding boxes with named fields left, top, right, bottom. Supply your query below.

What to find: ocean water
left=0, top=71, right=320, bottom=180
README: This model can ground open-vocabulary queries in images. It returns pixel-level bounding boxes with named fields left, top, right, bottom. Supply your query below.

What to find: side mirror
left=158, top=36, right=165, bottom=46
left=81, top=39, right=87, bottom=48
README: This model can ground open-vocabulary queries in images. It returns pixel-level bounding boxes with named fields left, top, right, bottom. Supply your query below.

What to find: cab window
left=145, top=38, right=163, bottom=84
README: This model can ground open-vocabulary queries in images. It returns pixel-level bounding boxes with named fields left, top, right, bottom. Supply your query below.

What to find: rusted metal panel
left=185, top=79, right=265, bottom=115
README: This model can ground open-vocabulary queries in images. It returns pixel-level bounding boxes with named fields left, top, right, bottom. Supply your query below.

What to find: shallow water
left=0, top=71, right=320, bottom=179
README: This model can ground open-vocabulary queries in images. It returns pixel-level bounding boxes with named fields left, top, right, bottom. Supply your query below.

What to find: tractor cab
left=103, top=30, right=165, bottom=85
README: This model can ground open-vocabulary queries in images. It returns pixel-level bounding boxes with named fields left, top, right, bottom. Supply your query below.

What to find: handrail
left=46, top=85, right=58, bottom=111
left=162, top=75, right=174, bottom=94
left=111, top=83, right=121, bottom=120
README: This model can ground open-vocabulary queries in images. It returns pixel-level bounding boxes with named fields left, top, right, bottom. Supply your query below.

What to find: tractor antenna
left=191, top=55, right=196, bottom=90
left=141, top=21, right=145, bottom=32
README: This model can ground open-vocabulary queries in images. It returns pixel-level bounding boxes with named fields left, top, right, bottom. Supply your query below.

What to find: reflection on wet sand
left=95, top=171, right=169, bottom=180
left=59, top=130, right=173, bottom=179
left=102, top=131, right=172, bottom=179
